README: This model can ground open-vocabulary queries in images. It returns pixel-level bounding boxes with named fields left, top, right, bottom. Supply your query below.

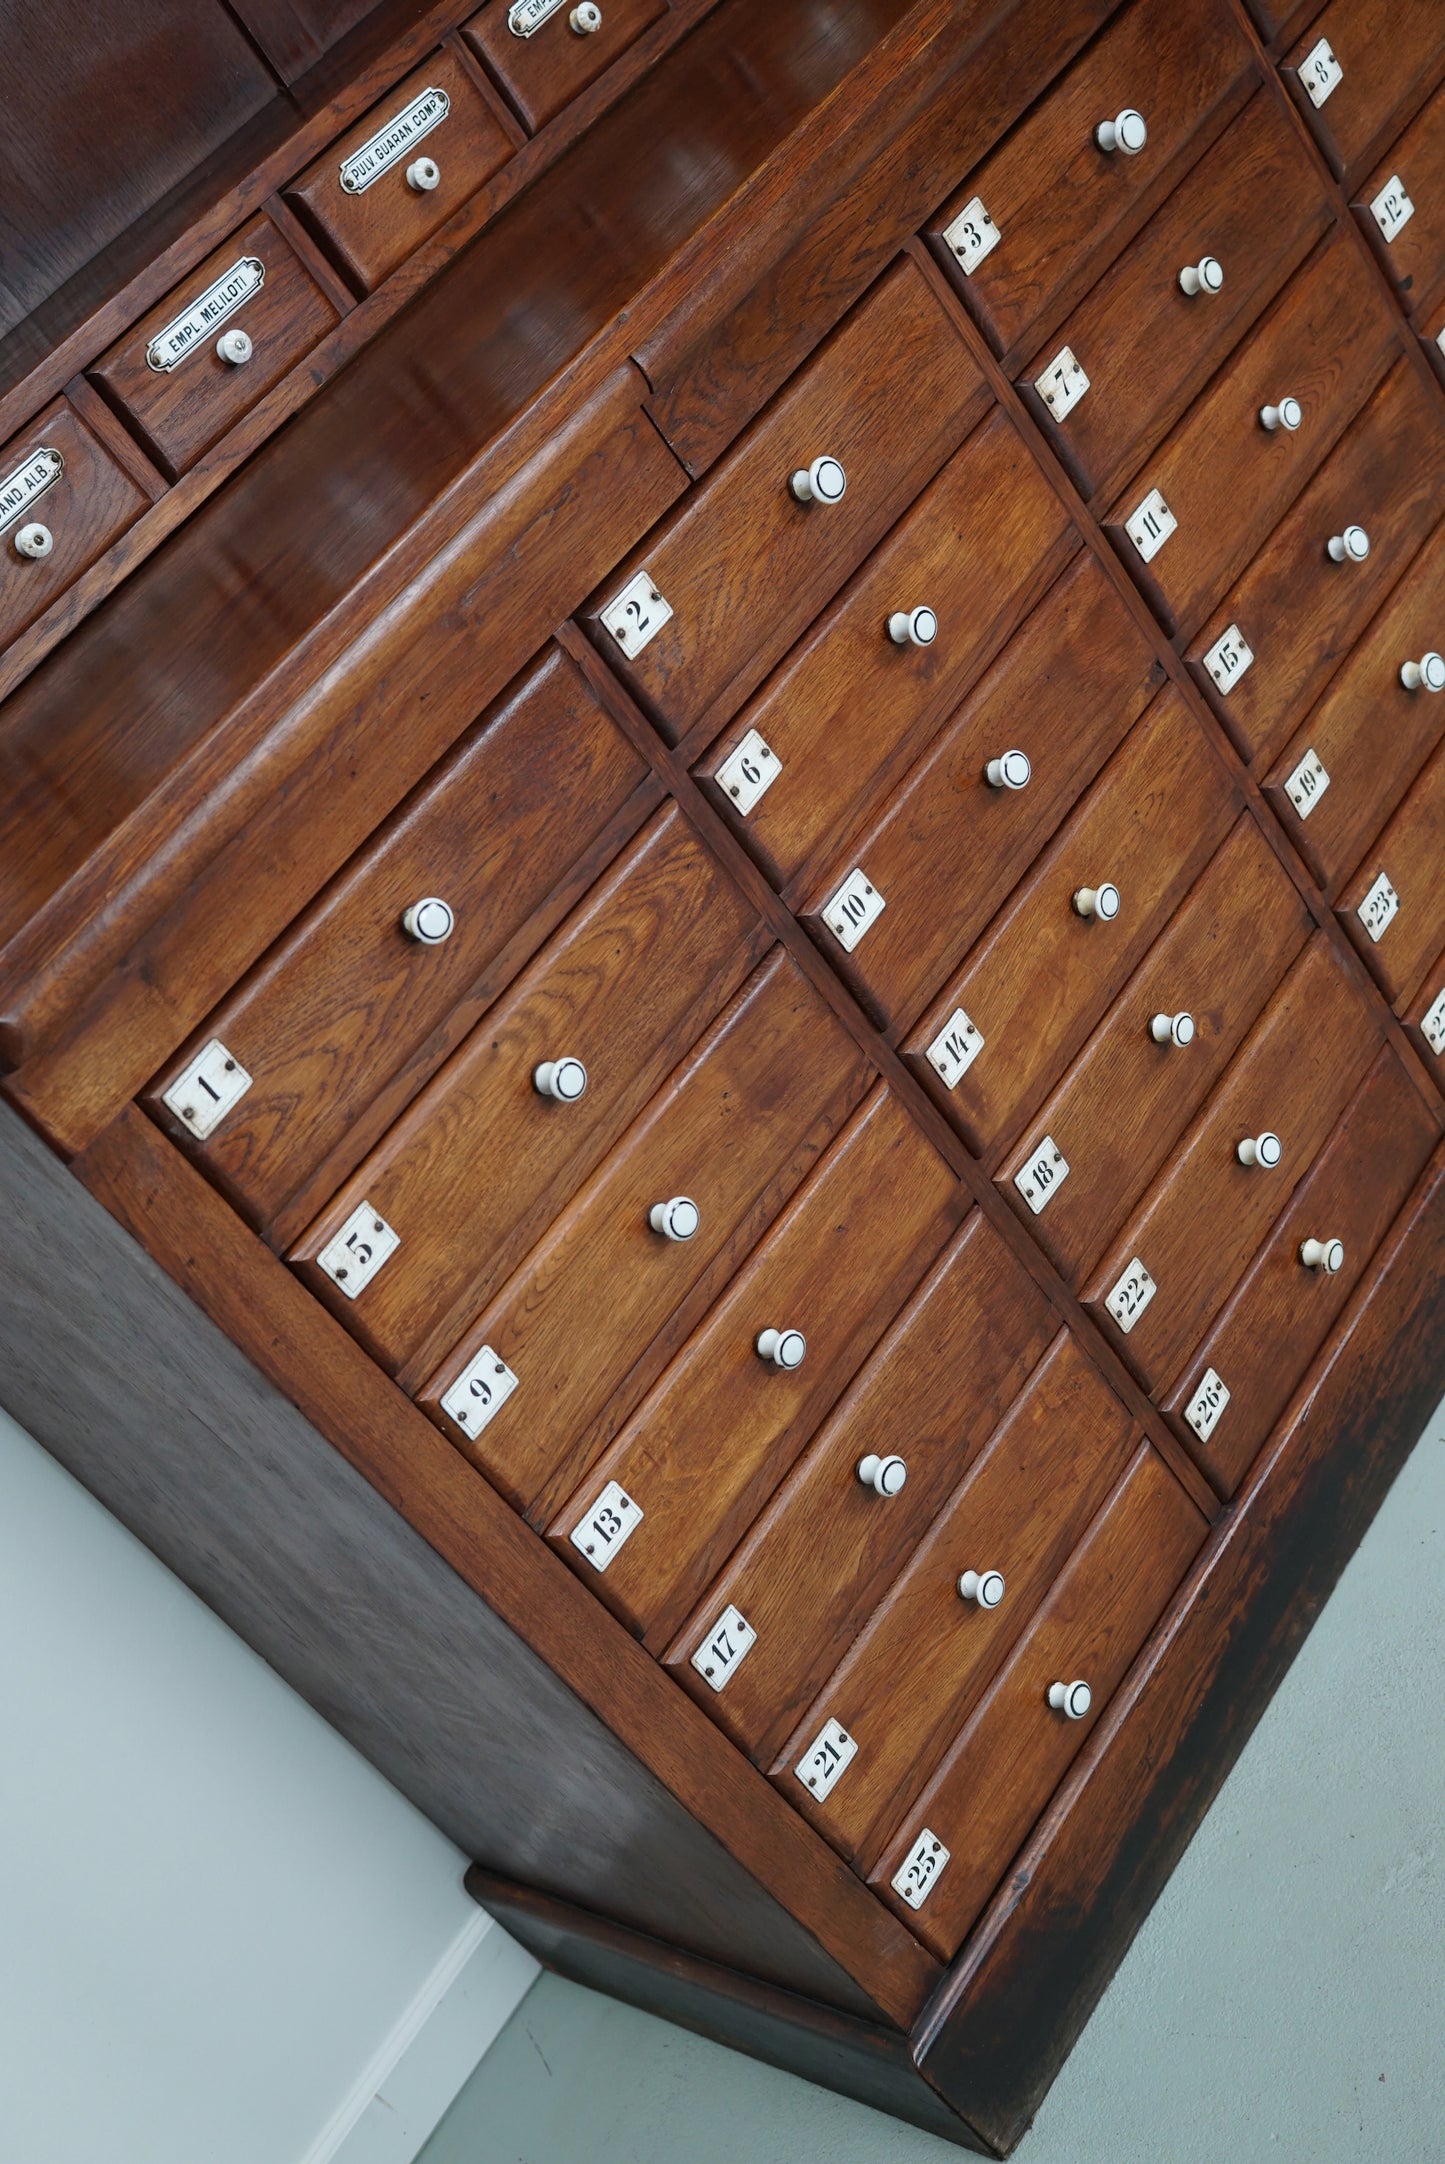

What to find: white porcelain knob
left=1300, top=1236, right=1344, bottom=1273
left=570, top=1, right=602, bottom=26
left=1328, top=525, right=1369, bottom=564
left=1074, top=883, right=1120, bottom=921
left=857, top=1453, right=907, bottom=1497
left=406, top=156, right=441, bottom=192
left=1096, top=108, right=1147, bottom=154
left=400, top=896, right=455, bottom=944
left=215, top=326, right=253, bottom=365
left=888, top=606, right=938, bottom=647
left=1048, top=1679, right=1092, bottom=1719
left=958, top=1569, right=1005, bottom=1609
left=1178, top=255, right=1224, bottom=297
left=790, top=456, right=847, bottom=505
left=1400, top=653, right=1445, bottom=693
left=1150, top=1011, right=1195, bottom=1047
left=533, top=1057, right=588, bottom=1103
left=12, top=521, right=52, bottom=559
left=650, top=1196, right=699, bottom=1242
left=986, top=750, right=1032, bottom=790
left=1237, top=1131, right=1282, bottom=1169
left=1260, top=398, right=1303, bottom=433
left=756, top=1327, right=806, bottom=1370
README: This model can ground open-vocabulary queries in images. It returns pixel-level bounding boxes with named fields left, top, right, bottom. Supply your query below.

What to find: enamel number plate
left=690, top=1605, right=756, bottom=1691
left=570, top=1482, right=644, bottom=1572
left=1126, top=489, right=1177, bottom=564
left=1105, top=1256, right=1156, bottom=1334
left=713, top=728, right=782, bottom=816
left=316, top=1202, right=400, bottom=1298
left=892, top=1829, right=950, bottom=1910
left=822, top=868, right=885, bottom=952
left=1014, top=1136, right=1070, bottom=1216
left=1034, top=345, right=1089, bottom=423
left=1421, top=986, right=1445, bottom=1056
left=441, top=1346, right=519, bottom=1437
left=1284, top=746, right=1329, bottom=818
left=1298, top=38, right=1342, bottom=108
left=1357, top=871, right=1399, bottom=943
left=601, top=570, right=673, bottom=659
left=1203, top=624, right=1253, bottom=694
left=1371, top=176, right=1414, bottom=244
left=942, top=196, right=1001, bottom=276
left=794, top=1718, right=858, bottom=1801
left=1183, top=1366, right=1230, bottom=1445
left=162, top=1037, right=253, bottom=1139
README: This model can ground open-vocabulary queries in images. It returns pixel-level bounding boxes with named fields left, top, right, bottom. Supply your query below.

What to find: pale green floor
left=421, top=1392, right=1445, bottom=2164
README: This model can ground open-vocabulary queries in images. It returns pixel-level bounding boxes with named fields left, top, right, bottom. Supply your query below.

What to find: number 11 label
left=1126, top=489, right=1177, bottom=564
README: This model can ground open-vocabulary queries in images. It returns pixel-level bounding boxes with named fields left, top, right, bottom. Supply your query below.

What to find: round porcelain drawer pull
left=1329, top=525, right=1370, bottom=563
left=400, top=896, right=455, bottom=944
left=1048, top=1679, right=1092, bottom=1720
left=13, top=521, right=52, bottom=559
left=958, top=1568, right=1005, bottom=1609
left=1400, top=652, right=1445, bottom=693
left=1178, top=255, right=1224, bottom=297
left=1260, top=397, right=1302, bottom=433
left=888, top=606, right=938, bottom=648
left=570, top=1, right=602, bottom=27
left=650, top=1196, right=699, bottom=1242
left=985, top=750, right=1032, bottom=791
left=1096, top=108, right=1147, bottom=155
left=406, top=156, right=441, bottom=192
left=216, top=327, right=253, bottom=366
left=790, top=455, right=848, bottom=505
left=1150, top=1010, right=1195, bottom=1048
left=756, top=1327, right=807, bottom=1370
left=857, top=1452, right=907, bottom=1497
left=1237, top=1131, right=1282, bottom=1169
left=533, top=1057, right=588, bottom=1103
left=1073, top=882, right=1120, bottom=921
left=1300, top=1236, right=1345, bottom=1274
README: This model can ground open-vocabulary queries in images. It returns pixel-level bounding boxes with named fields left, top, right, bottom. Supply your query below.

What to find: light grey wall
left=427, top=1388, right=1445, bottom=2164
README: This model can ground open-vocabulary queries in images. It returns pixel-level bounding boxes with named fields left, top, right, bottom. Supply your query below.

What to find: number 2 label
left=602, top=570, right=674, bottom=659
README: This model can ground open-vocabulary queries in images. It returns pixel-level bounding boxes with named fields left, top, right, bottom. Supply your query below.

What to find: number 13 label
left=570, top=1481, right=644, bottom=1572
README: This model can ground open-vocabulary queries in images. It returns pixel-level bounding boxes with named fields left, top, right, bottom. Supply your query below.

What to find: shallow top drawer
left=1353, top=83, right=1445, bottom=322
left=285, top=48, right=514, bottom=291
left=933, top=0, right=1255, bottom=365
left=88, top=215, right=340, bottom=479
left=0, top=400, right=147, bottom=654
left=583, top=258, right=990, bottom=745
left=464, top=0, right=664, bottom=132
left=1284, top=0, right=1445, bottom=185
left=1336, top=736, right=1445, bottom=1009
left=1019, top=90, right=1330, bottom=502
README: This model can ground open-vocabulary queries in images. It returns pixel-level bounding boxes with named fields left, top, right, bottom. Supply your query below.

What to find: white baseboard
left=301, top=1909, right=540, bottom=2164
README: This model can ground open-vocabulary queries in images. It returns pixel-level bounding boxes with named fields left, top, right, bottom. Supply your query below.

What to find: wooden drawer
left=464, top=0, right=665, bottom=132
left=287, top=805, right=766, bottom=1382
left=1017, top=90, right=1329, bottom=502
left=1262, top=518, right=1445, bottom=895
left=144, top=648, right=650, bottom=1243
left=1166, top=1046, right=1439, bottom=1495
left=582, top=258, right=991, bottom=745
left=779, top=1335, right=1134, bottom=1870
left=1104, top=229, right=1399, bottom=641
left=284, top=49, right=514, bottom=292
left=662, top=1216, right=1057, bottom=1766
left=997, top=816, right=1313, bottom=1285
left=902, top=688, right=1238, bottom=1157
left=87, top=215, right=340, bottom=479
left=797, top=555, right=1160, bottom=1034
left=417, top=948, right=872, bottom=1518
left=548, top=1086, right=960, bottom=1646
left=0, top=400, right=147, bottom=651
left=1404, top=949, right=1445, bottom=1073
left=1082, top=935, right=1384, bottom=1396
left=1352, top=82, right=1445, bottom=323
left=693, top=410, right=1076, bottom=899
left=871, top=1442, right=1206, bottom=1957
left=931, top=0, right=1256, bottom=366
left=1188, top=362, right=1445, bottom=770
left=1335, top=736, right=1445, bottom=1009
left=1283, top=0, right=1445, bottom=185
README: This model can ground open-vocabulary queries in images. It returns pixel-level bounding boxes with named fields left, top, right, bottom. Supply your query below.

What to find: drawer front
left=694, top=409, right=1077, bottom=898
left=1335, top=737, right=1445, bottom=1008
left=0, top=401, right=146, bottom=650
left=285, top=49, right=514, bottom=291
left=146, top=649, right=650, bottom=1240
left=780, top=1334, right=1134, bottom=1869
left=1166, top=1045, right=1439, bottom=1495
left=903, top=688, right=1238, bottom=1156
left=1284, top=0, right=1445, bottom=184
left=583, top=258, right=990, bottom=744
left=1188, top=362, right=1445, bottom=769
left=549, top=1086, right=960, bottom=1646
left=418, top=948, right=872, bottom=1517
left=465, top=0, right=665, bottom=132
left=871, top=1442, right=1206, bottom=1957
left=998, top=815, right=1313, bottom=1284
left=1404, top=950, right=1445, bottom=1072
left=1262, top=518, right=1445, bottom=894
left=933, top=0, right=1255, bottom=365
left=798, top=555, right=1161, bottom=1033
left=87, top=214, right=339, bottom=478
left=1352, top=82, right=1445, bottom=321
left=662, top=1218, right=1057, bottom=1766
left=1083, top=934, right=1384, bottom=1395
left=1105, top=229, right=1399, bottom=641
left=288, top=805, right=766, bottom=1380
left=1019, top=91, right=1330, bottom=502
